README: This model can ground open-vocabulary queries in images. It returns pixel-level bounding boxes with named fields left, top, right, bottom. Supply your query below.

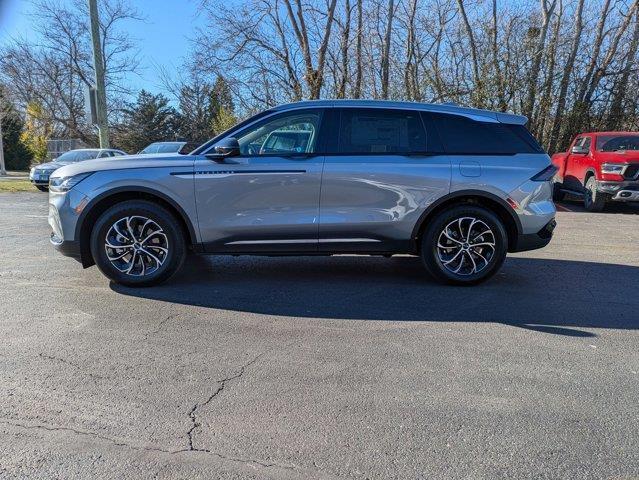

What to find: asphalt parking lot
left=1, top=192, right=638, bottom=479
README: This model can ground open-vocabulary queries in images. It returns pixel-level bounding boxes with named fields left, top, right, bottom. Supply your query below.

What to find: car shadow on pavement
left=111, top=255, right=639, bottom=337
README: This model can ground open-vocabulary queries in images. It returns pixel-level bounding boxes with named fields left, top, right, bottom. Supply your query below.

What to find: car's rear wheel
left=583, top=176, right=607, bottom=212
left=90, top=200, right=186, bottom=287
left=421, top=205, right=508, bottom=285
left=35, top=185, right=48, bottom=192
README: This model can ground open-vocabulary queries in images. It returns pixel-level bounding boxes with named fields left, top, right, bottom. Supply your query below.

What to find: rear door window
left=429, top=112, right=543, bottom=155
left=337, top=108, right=427, bottom=154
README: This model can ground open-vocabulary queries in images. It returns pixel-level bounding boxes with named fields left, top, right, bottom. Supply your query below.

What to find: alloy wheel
left=104, top=216, right=169, bottom=276
left=436, top=217, right=496, bottom=276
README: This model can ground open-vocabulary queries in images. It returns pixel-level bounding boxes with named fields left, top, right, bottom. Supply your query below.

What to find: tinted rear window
left=430, top=113, right=543, bottom=155
left=338, top=109, right=427, bottom=154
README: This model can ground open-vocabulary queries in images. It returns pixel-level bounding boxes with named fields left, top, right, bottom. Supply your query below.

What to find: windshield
left=596, top=135, right=639, bottom=152
left=156, top=143, right=184, bottom=153
left=140, top=143, right=184, bottom=154
left=56, top=150, right=99, bottom=162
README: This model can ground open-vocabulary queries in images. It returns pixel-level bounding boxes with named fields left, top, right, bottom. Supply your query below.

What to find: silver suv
left=48, top=100, right=556, bottom=286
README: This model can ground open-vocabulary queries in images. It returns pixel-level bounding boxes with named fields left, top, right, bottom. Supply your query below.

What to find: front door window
left=236, top=111, right=322, bottom=156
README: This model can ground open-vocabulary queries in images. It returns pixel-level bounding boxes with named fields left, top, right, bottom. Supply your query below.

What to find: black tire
left=552, top=181, right=565, bottom=202
left=420, top=205, right=508, bottom=285
left=35, top=185, right=48, bottom=192
left=90, top=200, right=186, bottom=287
left=583, top=176, right=607, bottom=212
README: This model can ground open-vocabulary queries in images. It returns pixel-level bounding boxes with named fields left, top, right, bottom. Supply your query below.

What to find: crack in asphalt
left=38, top=353, right=105, bottom=382
left=148, top=313, right=180, bottom=336
left=186, top=351, right=267, bottom=452
left=0, top=419, right=321, bottom=477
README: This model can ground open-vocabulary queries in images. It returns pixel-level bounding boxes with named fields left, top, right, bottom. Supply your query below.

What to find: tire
left=90, top=200, right=186, bottom=287
left=420, top=205, right=508, bottom=286
left=552, top=181, right=565, bottom=202
left=36, top=185, right=48, bottom=192
left=583, top=176, right=607, bottom=212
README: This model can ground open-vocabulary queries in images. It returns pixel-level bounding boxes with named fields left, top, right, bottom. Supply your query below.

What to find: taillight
left=531, top=165, right=558, bottom=182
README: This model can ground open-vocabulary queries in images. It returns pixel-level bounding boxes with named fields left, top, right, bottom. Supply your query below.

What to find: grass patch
left=0, top=180, right=39, bottom=192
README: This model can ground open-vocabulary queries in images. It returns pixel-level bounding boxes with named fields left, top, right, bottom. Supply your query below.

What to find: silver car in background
left=48, top=100, right=556, bottom=286
left=30, top=148, right=126, bottom=191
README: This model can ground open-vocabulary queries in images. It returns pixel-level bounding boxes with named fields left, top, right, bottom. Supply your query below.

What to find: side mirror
left=213, top=137, right=240, bottom=157
left=571, top=145, right=589, bottom=155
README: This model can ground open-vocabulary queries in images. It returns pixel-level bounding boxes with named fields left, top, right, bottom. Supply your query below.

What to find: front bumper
left=48, top=188, right=89, bottom=264
left=597, top=181, right=639, bottom=201
left=50, top=235, right=82, bottom=260
left=30, top=171, right=52, bottom=185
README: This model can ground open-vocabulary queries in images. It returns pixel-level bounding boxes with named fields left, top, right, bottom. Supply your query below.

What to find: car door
left=194, top=108, right=326, bottom=253
left=576, top=135, right=593, bottom=182
left=319, top=107, right=451, bottom=253
left=564, top=136, right=585, bottom=189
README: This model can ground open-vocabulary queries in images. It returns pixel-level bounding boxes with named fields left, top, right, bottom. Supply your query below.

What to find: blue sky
left=0, top=0, right=205, bottom=94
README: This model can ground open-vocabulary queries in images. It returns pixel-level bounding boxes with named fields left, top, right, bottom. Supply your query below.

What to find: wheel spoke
left=452, top=252, right=466, bottom=273
left=443, top=230, right=463, bottom=245
left=107, top=249, right=131, bottom=261
left=465, top=218, right=477, bottom=243
left=467, top=251, right=478, bottom=273
left=470, top=242, right=495, bottom=249
left=443, top=248, right=463, bottom=266
left=473, top=250, right=490, bottom=267
left=140, top=229, right=166, bottom=245
left=106, top=241, right=133, bottom=250
left=140, top=247, right=164, bottom=267
left=113, top=221, right=131, bottom=242
left=126, top=251, right=138, bottom=273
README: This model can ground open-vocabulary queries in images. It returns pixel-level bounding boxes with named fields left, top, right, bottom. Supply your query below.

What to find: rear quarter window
left=429, top=112, right=544, bottom=155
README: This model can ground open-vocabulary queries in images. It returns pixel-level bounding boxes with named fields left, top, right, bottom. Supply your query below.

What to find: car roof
left=581, top=131, right=639, bottom=136
left=149, top=141, right=186, bottom=145
left=271, top=99, right=528, bottom=125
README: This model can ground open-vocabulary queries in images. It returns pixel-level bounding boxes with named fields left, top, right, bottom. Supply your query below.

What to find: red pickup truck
left=551, top=132, right=639, bottom=211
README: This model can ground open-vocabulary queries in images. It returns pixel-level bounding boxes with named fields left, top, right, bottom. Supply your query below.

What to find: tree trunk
left=523, top=0, right=557, bottom=123
left=547, top=0, right=585, bottom=153
left=380, top=0, right=395, bottom=99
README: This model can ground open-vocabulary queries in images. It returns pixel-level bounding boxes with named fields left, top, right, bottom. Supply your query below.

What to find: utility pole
left=88, top=0, right=110, bottom=148
left=0, top=103, right=6, bottom=176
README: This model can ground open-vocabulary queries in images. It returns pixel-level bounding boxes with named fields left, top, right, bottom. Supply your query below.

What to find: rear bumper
left=511, top=218, right=556, bottom=252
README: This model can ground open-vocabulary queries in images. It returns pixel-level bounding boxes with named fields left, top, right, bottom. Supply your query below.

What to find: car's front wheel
left=421, top=205, right=508, bottom=285
left=35, top=185, right=48, bottom=192
left=583, top=176, right=607, bottom=212
left=90, top=200, right=186, bottom=287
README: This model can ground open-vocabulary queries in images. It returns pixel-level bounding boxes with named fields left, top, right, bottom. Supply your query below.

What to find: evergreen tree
left=113, top=90, right=181, bottom=153
left=177, top=79, right=213, bottom=144
left=0, top=88, right=33, bottom=170
left=210, top=76, right=237, bottom=136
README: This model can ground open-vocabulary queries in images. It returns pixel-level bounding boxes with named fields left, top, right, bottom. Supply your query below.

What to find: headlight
left=49, top=172, right=93, bottom=193
left=601, top=163, right=626, bottom=174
